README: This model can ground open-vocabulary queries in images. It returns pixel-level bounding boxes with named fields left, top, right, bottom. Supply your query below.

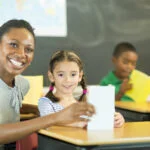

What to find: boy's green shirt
left=100, top=71, right=134, bottom=101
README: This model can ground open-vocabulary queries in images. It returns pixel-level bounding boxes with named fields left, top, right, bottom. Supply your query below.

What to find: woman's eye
left=25, top=48, right=34, bottom=53
left=10, top=42, right=17, bottom=48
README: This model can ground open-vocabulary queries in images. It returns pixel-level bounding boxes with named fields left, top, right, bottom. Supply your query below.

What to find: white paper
left=87, top=85, right=115, bottom=130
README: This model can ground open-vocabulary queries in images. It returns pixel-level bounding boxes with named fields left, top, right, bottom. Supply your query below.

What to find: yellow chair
left=23, top=75, right=43, bottom=105
left=125, top=70, right=150, bottom=103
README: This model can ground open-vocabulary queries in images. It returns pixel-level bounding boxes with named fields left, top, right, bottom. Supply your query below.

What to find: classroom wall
left=23, top=0, right=150, bottom=86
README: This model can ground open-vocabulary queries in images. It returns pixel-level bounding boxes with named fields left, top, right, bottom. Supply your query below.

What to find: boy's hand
left=116, top=78, right=132, bottom=100
left=120, top=78, right=132, bottom=94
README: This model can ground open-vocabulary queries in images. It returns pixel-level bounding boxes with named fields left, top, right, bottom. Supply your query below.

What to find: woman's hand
left=67, top=121, right=88, bottom=128
left=54, top=102, right=95, bottom=125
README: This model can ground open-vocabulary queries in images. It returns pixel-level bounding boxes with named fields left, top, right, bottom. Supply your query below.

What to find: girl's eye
left=10, top=42, right=17, bottom=48
left=72, top=73, right=76, bottom=77
left=58, top=74, right=63, bottom=77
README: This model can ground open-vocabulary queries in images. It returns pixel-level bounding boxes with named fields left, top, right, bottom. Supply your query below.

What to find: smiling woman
left=0, top=19, right=95, bottom=150
left=0, top=20, right=35, bottom=124
left=0, top=28, right=34, bottom=85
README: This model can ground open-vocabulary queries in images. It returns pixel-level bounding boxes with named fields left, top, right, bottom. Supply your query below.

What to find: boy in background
left=100, top=42, right=138, bottom=101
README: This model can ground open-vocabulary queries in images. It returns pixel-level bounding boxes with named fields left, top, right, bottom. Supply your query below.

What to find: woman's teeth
left=10, top=59, right=23, bottom=67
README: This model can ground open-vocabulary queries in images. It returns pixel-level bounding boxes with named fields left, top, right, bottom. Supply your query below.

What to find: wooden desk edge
left=38, top=128, right=150, bottom=146
left=115, top=102, right=150, bottom=113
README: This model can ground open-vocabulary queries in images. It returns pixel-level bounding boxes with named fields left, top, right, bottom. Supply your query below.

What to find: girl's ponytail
left=45, top=82, right=59, bottom=102
left=79, top=74, right=87, bottom=102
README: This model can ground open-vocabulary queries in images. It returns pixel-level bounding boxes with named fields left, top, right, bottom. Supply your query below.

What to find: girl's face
left=112, top=51, right=138, bottom=80
left=48, top=61, right=83, bottom=95
left=0, top=28, right=35, bottom=78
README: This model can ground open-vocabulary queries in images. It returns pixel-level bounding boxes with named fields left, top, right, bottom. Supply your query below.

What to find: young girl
left=0, top=19, right=95, bottom=147
left=38, top=50, right=125, bottom=128
left=100, top=42, right=138, bottom=101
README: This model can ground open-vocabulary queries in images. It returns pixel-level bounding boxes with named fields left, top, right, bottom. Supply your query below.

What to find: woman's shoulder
left=15, top=75, right=30, bottom=95
left=15, top=75, right=29, bottom=85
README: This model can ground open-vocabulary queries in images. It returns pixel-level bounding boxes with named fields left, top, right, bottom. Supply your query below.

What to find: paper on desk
left=87, top=85, right=115, bottom=130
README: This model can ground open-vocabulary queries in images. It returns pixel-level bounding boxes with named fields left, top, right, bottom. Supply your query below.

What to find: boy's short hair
left=113, top=42, right=137, bottom=58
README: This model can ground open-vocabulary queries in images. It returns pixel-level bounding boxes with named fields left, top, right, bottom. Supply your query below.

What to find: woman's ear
left=48, top=71, right=54, bottom=82
left=78, top=71, right=83, bottom=82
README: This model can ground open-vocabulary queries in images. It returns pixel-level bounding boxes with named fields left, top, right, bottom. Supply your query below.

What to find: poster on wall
left=0, top=0, right=67, bottom=37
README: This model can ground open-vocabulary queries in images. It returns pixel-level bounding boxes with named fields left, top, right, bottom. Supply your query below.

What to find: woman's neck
left=0, top=72, right=15, bottom=87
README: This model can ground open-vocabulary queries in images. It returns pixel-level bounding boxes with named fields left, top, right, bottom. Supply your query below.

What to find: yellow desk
left=115, top=101, right=150, bottom=121
left=38, top=122, right=150, bottom=150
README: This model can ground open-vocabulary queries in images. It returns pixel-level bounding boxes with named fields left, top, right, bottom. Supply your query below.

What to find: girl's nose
left=65, top=76, right=71, bottom=82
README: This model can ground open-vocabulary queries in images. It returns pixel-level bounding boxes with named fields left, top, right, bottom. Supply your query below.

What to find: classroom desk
left=20, top=113, right=37, bottom=121
left=115, top=101, right=150, bottom=122
left=38, top=122, right=150, bottom=150
left=20, top=103, right=39, bottom=121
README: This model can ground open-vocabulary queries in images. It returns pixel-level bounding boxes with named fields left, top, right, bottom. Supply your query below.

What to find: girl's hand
left=114, top=112, right=125, bottom=128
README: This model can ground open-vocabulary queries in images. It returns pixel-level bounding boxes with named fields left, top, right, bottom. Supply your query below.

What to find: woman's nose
left=16, top=47, right=25, bottom=57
